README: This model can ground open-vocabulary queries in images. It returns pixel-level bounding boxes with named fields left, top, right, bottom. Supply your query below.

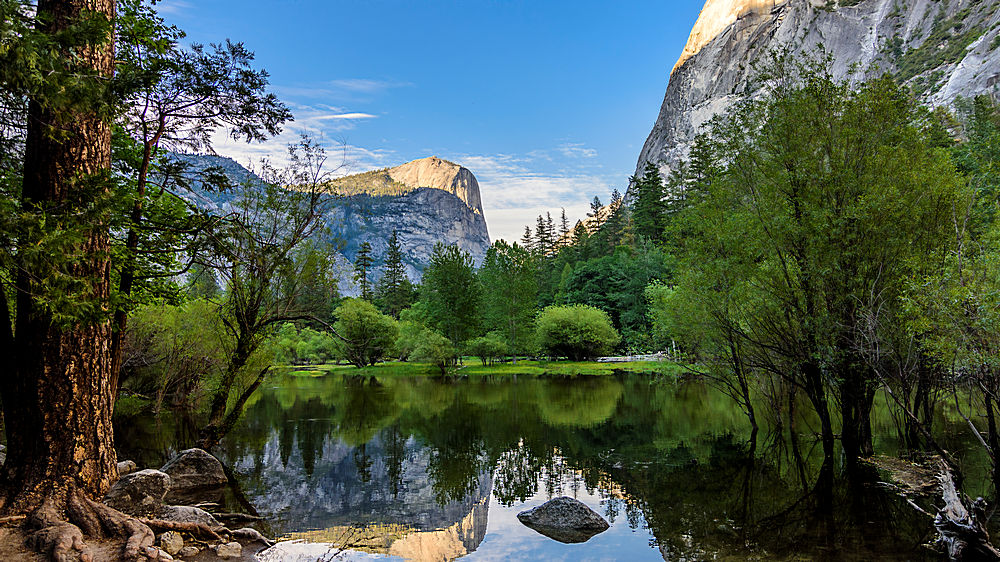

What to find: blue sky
left=158, top=0, right=703, bottom=242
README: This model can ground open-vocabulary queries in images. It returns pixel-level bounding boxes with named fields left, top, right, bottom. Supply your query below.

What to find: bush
left=411, top=330, right=457, bottom=375
left=334, top=298, right=399, bottom=367
left=466, top=332, right=508, bottom=366
left=394, top=319, right=426, bottom=361
left=535, top=305, right=620, bottom=361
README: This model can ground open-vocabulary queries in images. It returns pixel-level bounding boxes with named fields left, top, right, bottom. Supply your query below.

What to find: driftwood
left=932, top=459, right=1000, bottom=562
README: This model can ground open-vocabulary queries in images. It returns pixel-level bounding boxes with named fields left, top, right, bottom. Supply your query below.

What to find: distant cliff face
left=176, top=154, right=491, bottom=282
left=636, top=0, right=1000, bottom=180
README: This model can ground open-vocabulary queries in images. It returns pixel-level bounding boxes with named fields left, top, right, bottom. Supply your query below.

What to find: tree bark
left=2, top=0, right=118, bottom=512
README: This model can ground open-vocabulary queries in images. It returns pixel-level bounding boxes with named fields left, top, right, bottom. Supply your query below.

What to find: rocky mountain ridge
left=174, top=154, right=491, bottom=282
left=636, top=0, right=1000, bottom=180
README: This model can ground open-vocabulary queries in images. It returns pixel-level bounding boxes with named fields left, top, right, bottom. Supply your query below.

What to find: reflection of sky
left=464, top=486, right=662, bottom=562
left=258, top=464, right=663, bottom=561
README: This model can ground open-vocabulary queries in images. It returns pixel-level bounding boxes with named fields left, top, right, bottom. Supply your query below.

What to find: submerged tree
left=667, top=57, right=964, bottom=463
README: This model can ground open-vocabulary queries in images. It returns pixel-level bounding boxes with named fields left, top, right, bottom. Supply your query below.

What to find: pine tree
left=354, top=241, right=374, bottom=301
left=631, top=161, right=667, bottom=243
left=588, top=196, right=603, bottom=217
left=560, top=208, right=570, bottom=236
left=545, top=212, right=556, bottom=248
left=521, top=225, right=534, bottom=250
left=375, top=230, right=413, bottom=317
left=535, top=214, right=550, bottom=254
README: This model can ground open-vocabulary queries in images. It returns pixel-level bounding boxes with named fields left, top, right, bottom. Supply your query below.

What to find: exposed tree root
left=139, top=518, right=223, bottom=541
left=20, top=486, right=158, bottom=562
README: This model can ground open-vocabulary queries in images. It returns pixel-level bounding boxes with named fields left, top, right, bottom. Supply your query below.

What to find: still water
left=116, top=372, right=991, bottom=561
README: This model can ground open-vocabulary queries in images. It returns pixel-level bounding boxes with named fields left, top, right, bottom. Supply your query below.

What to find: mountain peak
left=386, top=157, right=483, bottom=215
left=673, top=0, right=782, bottom=74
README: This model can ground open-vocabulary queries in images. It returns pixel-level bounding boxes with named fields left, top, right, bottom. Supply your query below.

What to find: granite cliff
left=636, top=0, right=1000, bottom=179
left=176, top=154, right=491, bottom=282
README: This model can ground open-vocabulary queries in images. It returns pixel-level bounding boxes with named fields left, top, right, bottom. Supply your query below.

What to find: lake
left=115, top=372, right=992, bottom=561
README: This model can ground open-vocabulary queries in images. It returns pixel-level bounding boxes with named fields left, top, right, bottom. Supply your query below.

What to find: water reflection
left=116, top=373, right=982, bottom=560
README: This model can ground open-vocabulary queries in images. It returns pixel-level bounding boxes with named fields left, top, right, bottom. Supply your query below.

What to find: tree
left=520, top=225, right=534, bottom=250
left=333, top=298, right=399, bottom=367
left=588, top=196, right=603, bottom=218
left=110, top=1, right=290, bottom=388
left=354, top=241, right=374, bottom=301
left=535, top=305, right=620, bottom=361
left=479, top=240, right=538, bottom=357
left=197, top=138, right=340, bottom=448
left=630, top=161, right=667, bottom=243
left=0, top=0, right=161, bottom=556
left=669, top=59, right=964, bottom=463
left=421, top=243, right=481, bottom=346
left=467, top=332, right=508, bottom=366
left=375, top=230, right=414, bottom=318
left=411, top=329, right=457, bottom=375
left=560, top=208, right=570, bottom=237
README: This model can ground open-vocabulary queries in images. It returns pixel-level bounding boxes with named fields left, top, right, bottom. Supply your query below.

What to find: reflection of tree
left=353, top=443, right=373, bottom=484
left=383, top=425, right=407, bottom=498
left=492, top=440, right=544, bottom=506
left=536, top=377, right=622, bottom=428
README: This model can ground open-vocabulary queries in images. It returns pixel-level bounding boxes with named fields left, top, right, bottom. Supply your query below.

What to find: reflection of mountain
left=229, top=430, right=493, bottom=537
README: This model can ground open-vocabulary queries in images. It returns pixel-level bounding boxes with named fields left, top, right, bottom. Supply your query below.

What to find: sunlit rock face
left=636, top=0, right=1000, bottom=181
left=174, top=154, right=491, bottom=281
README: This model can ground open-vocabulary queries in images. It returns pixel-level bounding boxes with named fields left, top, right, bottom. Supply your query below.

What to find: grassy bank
left=285, top=359, right=684, bottom=378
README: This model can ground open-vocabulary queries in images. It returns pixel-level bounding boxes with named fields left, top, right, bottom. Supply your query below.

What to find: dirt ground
left=0, top=527, right=268, bottom=561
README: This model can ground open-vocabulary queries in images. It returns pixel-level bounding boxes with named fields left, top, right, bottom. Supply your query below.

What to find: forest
left=2, top=0, right=1000, bottom=560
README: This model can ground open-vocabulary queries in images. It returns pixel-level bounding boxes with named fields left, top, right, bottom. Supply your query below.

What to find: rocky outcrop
left=516, top=496, right=610, bottom=543
left=636, top=0, right=1000, bottom=180
left=175, top=154, right=491, bottom=281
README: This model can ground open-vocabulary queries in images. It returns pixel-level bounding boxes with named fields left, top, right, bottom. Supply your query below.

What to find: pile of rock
left=104, top=448, right=271, bottom=560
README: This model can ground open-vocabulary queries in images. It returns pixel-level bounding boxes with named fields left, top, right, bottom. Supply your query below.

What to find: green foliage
left=630, top=161, right=668, bottom=243
left=420, top=243, right=481, bottom=345
left=478, top=240, right=537, bottom=355
left=273, top=323, right=339, bottom=365
left=375, top=230, right=415, bottom=317
left=410, top=329, right=457, bottom=375
left=535, top=305, right=620, bottom=361
left=466, top=332, right=508, bottom=366
left=354, top=241, right=374, bottom=301
left=334, top=298, right=399, bottom=368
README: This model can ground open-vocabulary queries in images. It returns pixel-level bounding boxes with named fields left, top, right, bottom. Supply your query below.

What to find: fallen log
left=933, top=459, right=1000, bottom=562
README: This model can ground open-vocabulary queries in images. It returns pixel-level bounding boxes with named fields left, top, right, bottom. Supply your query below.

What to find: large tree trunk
left=2, top=0, right=118, bottom=508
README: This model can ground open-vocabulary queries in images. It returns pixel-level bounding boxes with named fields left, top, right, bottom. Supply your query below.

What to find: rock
left=117, top=460, right=137, bottom=476
left=157, top=531, right=184, bottom=556
left=516, top=496, right=610, bottom=544
left=231, top=527, right=272, bottom=546
left=176, top=546, right=201, bottom=558
left=157, top=505, right=221, bottom=528
left=160, top=448, right=227, bottom=503
left=143, top=546, right=173, bottom=560
left=214, top=541, right=242, bottom=559
left=633, top=0, right=1000, bottom=189
left=103, top=469, right=171, bottom=517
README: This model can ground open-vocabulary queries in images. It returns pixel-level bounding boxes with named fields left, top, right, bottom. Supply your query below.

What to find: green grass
left=283, top=360, right=684, bottom=378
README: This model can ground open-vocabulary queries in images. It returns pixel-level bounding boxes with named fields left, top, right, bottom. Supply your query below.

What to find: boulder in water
left=516, top=496, right=609, bottom=543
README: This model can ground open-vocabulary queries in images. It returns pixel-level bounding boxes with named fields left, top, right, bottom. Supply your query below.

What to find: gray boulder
left=176, top=546, right=201, bottom=558
left=103, top=469, right=171, bottom=517
left=157, top=505, right=221, bottom=528
left=516, top=496, right=610, bottom=543
left=160, top=448, right=227, bottom=503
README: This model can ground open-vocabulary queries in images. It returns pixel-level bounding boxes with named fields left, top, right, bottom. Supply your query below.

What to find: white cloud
left=314, top=113, right=378, bottom=120
left=557, top=142, right=598, bottom=159
left=452, top=153, right=614, bottom=243
left=155, top=0, right=191, bottom=15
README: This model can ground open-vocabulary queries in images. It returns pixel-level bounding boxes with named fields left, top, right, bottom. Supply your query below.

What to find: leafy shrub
left=535, top=305, right=620, bottom=361
left=466, top=332, right=508, bottom=366
left=334, top=298, right=399, bottom=367
left=411, top=330, right=457, bottom=375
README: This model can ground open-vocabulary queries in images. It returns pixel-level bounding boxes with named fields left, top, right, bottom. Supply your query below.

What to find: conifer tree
left=521, top=225, right=535, bottom=250
left=375, top=230, right=414, bottom=317
left=560, top=207, right=570, bottom=236
left=631, top=161, right=667, bottom=243
left=354, top=241, right=374, bottom=301
left=588, top=196, right=603, bottom=217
